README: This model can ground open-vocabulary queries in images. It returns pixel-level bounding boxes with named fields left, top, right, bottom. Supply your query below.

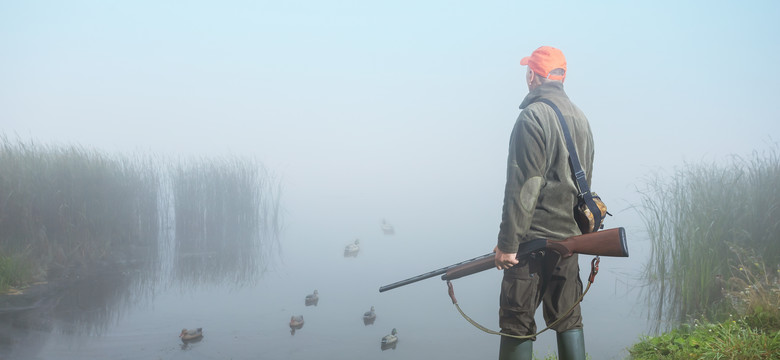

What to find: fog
left=2, top=1, right=780, bottom=359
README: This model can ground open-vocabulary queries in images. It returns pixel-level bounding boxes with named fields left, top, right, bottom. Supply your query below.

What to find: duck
left=381, top=328, right=398, bottom=346
left=363, top=306, right=376, bottom=325
left=381, top=219, right=395, bottom=235
left=289, top=315, right=304, bottom=334
left=305, top=289, right=319, bottom=306
left=179, top=328, right=203, bottom=342
left=344, top=238, right=360, bottom=257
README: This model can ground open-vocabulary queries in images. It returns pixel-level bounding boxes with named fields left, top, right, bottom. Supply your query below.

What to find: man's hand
left=494, top=246, right=519, bottom=270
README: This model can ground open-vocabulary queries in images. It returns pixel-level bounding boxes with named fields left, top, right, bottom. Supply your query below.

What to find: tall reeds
left=171, top=156, right=279, bottom=287
left=0, top=134, right=281, bottom=290
left=638, top=147, right=780, bottom=331
left=0, top=136, right=161, bottom=278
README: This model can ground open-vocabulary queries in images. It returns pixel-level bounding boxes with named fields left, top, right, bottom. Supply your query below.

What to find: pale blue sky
left=2, top=0, right=779, bottom=241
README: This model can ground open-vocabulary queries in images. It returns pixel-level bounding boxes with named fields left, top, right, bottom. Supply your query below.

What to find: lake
left=0, top=215, right=651, bottom=360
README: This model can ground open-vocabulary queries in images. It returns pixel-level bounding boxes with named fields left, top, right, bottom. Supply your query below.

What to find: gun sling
left=447, top=256, right=602, bottom=340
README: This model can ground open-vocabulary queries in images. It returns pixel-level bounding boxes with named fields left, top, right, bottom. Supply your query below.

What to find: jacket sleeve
left=497, top=108, right=547, bottom=253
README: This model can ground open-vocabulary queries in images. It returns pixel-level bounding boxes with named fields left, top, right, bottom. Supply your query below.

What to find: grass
left=631, top=145, right=780, bottom=359
left=637, top=147, right=780, bottom=331
left=630, top=250, right=780, bottom=359
left=0, top=254, right=31, bottom=292
left=629, top=318, right=780, bottom=359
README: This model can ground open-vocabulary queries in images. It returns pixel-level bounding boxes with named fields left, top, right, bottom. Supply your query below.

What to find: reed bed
left=170, top=156, right=279, bottom=287
left=0, top=135, right=281, bottom=293
left=0, top=136, right=161, bottom=280
left=638, top=147, right=780, bottom=331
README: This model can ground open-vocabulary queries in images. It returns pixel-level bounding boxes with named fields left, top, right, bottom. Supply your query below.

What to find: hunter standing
left=494, top=46, right=593, bottom=360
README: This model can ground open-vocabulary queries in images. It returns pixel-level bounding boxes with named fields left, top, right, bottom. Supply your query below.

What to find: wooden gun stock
left=546, top=227, right=628, bottom=259
left=442, top=227, right=628, bottom=281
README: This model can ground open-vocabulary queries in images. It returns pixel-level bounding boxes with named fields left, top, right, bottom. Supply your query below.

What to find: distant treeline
left=0, top=135, right=280, bottom=286
left=639, top=147, right=780, bottom=331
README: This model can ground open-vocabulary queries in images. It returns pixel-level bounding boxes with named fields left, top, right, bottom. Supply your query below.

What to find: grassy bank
left=629, top=317, right=780, bottom=359
left=630, top=251, right=780, bottom=358
left=631, top=147, right=780, bottom=358
left=638, top=148, right=780, bottom=330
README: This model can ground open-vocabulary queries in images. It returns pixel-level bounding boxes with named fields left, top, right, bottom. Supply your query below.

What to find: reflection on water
left=0, top=175, right=279, bottom=359
left=0, top=263, right=156, bottom=359
left=0, top=155, right=283, bottom=359
left=171, top=160, right=274, bottom=288
left=381, top=342, right=398, bottom=351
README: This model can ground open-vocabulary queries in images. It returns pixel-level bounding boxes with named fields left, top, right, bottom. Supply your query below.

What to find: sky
left=2, top=0, right=780, bottom=276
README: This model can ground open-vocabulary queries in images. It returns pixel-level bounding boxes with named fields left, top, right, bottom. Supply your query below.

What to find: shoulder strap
left=536, top=98, right=590, bottom=195
left=536, top=98, right=604, bottom=230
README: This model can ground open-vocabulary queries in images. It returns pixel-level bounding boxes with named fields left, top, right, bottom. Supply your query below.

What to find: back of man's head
left=520, top=46, right=567, bottom=82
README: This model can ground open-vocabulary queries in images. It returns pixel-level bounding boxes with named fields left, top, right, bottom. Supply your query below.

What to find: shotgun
left=378, top=227, right=628, bottom=293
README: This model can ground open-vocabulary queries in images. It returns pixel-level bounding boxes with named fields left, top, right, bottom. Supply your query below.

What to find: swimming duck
left=305, top=289, right=319, bottom=306
left=344, top=238, right=360, bottom=257
left=179, top=328, right=203, bottom=342
left=289, top=315, right=304, bottom=335
left=381, top=328, right=398, bottom=345
left=363, top=306, right=376, bottom=325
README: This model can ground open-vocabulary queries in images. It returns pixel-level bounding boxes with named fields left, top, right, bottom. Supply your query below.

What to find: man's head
left=520, top=46, right=567, bottom=90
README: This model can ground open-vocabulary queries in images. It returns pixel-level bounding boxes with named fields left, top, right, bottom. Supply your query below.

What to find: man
left=494, top=46, right=594, bottom=360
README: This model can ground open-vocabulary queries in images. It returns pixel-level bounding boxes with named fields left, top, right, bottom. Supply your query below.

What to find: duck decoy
left=305, top=289, right=319, bottom=306
left=363, top=306, right=376, bottom=325
left=344, top=238, right=360, bottom=257
left=179, top=328, right=203, bottom=343
left=289, top=315, right=304, bottom=335
left=381, top=328, right=398, bottom=350
left=381, top=219, right=395, bottom=235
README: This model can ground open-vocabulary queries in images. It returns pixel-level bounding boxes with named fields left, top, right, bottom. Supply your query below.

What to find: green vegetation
left=631, top=147, right=780, bottom=358
left=0, top=135, right=280, bottom=290
left=630, top=250, right=780, bottom=358
left=638, top=148, right=780, bottom=329
left=629, top=318, right=780, bottom=359
left=0, top=254, right=30, bottom=291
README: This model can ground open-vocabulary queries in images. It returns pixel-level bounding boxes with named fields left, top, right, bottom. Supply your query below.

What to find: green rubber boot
left=556, top=328, right=586, bottom=360
left=499, top=335, right=533, bottom=360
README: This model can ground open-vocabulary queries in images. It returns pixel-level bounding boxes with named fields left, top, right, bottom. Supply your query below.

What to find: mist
left=2, top=1, right=780, bottom=359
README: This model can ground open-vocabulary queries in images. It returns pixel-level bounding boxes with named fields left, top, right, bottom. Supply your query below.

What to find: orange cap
left=520, top=46, right=567, bottom=81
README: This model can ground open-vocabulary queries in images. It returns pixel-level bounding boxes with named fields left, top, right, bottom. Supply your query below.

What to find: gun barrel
left=379, top=253, right=494, bottom=292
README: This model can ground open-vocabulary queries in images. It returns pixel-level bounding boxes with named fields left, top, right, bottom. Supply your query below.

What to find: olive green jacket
left=497, top=82, right=594, bottom=253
